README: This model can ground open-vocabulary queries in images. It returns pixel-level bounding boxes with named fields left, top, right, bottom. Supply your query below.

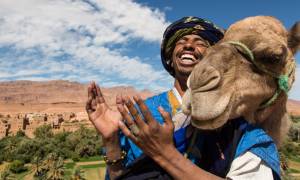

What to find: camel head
left=182, top=16, right=300, bottom=145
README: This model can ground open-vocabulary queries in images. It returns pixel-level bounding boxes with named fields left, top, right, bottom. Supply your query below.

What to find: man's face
left=171, top=34, right=209, bottom=77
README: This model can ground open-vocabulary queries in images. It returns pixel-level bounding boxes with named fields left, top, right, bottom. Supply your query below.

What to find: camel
left=182, top=16, right=300, bottom=145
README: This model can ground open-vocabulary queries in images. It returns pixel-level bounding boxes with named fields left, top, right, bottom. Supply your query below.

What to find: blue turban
left=161, top=16, right=224, bottom=76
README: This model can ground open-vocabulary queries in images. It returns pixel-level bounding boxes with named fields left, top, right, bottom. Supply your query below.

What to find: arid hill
left=0, top=80, right=153, bottom=113
left=287, top=99, right=300, bottom=117
left=0, top=80, right=299, bottom=139
left=0, top=80, right=153, bottom=114
left=0, top=80, right=154, bottom=138
left=0, top=80, right=299, bottom=116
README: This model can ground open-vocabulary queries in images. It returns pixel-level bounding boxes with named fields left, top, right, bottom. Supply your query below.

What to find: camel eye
left=260, top=55, right=281, bottom=64
left=256, top=45, right=288, bottom=65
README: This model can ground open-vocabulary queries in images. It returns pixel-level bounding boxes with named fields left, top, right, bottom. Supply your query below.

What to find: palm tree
left=3, top=137, right=18, bottom=161
left=45, top=154, right=64, bottom=180
left=0, top=168, right=16, bottom=180
left=31, top=156, right=45, bottom=178
left=72, top=166, right=85, bottom=180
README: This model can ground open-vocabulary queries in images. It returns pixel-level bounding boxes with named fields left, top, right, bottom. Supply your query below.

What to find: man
left=114, top=19, right=282, bottom=180
left=86, top=16, right=224, bottom=179
left=88, top=18, right=279, bottom=179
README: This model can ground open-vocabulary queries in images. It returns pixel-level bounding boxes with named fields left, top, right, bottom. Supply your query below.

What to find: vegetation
left=72, top=167, right=85, bottom=180
left=0, top=167, right=16, bottom=180
left=1, top=117, right=299, bottom=179
left=279, top=116, right=300, bottom=178
left=0, top=125, right=103, bottom=164
left=0, top=125, right=104, bottom=179
left=9, top=160, right=27, bottom=174
left=289, top=116, right=300, bottom=142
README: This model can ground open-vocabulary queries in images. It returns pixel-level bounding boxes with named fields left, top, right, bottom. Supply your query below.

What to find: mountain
left=0, top=80, right=299, bottom=117
left=0, top=80, right=153, bottom=114
left=287, top=99, right=300, bottom=117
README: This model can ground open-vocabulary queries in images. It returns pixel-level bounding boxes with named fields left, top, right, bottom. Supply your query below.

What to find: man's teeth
left=181, top=54, right=196, bottom=62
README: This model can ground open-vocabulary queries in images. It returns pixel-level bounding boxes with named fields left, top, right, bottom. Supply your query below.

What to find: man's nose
left=183, top=42, right=194, bottom=51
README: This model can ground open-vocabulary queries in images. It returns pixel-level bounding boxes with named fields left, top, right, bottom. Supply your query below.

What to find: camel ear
left=288, top=21, right=300, bottom=55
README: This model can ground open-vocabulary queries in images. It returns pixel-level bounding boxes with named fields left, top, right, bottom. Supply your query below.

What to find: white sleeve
left=226, top=151, right=274, bottom=180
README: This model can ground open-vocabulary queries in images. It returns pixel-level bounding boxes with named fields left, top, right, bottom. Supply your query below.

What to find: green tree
left=2, top=136, right=19, bottom=162
left=9, top=160, right=27, bottom=173
left=69, top=126, right=103, bottom=158
left=31, top=156, right=47, bottom=179
left=16, top=129, right=26, bottom=138
left=14, top=138, right=39, bottom=163
left=0, top=167, right=16, bottom=180
left=288, top=123, right=300, bottom=142
left=52, top=131, right=72, bottom=158
left=45, top=155, right=64, bottom=180
left=34, top=125, right=53, bottom=139
left=0, top=132, right=29, bottom=162
left=72, top=167, right=85, bottom=180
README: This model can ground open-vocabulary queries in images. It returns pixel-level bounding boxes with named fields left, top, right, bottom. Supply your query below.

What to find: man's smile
left=178, top=52, right=200, bottom=66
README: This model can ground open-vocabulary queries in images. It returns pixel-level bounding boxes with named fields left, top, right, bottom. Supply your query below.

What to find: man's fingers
left=88, top=83, right=93, bottom=99
left=86, top=82, right=94, bottom=114
left=118, top=120, right=139, bottom=143
left=116, top=94, right=124, bottom=107
left=86, top=96, right=94, bottom=114
left=123, top=96, right=146, bottom=129
left=117, top=95, right=142, bottom=136
left=117, top=99, right=136, bottom=127
left=158, top=106, right=173, bottom=129
left=91, top=81, right=97, bottom=98
left=95, top=84, right=105, bottom=103
left=133, top=95, right=157, bottom=126
left=92, top=99, right=97, bottom=109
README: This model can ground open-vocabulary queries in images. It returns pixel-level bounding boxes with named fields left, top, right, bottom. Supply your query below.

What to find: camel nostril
left=190, top=65, right=221, bottom=92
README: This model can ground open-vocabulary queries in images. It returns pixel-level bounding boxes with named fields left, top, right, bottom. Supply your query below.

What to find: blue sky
left=0, top=0, right=299, bottom=100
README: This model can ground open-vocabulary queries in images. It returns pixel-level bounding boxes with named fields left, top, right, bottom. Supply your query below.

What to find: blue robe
left=120, top=90, right=189, bottom=166
left=105, top=90, right=281, bottom=179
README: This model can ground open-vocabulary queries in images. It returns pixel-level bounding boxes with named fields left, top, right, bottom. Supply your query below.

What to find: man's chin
left=176, top=68, right=194, bottom=77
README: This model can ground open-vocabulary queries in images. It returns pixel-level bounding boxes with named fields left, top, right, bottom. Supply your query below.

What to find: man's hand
left=86, top=82, right=122, bottom=141
left=117, top=95, right=175, bottom=161
left=116, top=95, right=223, bottom=180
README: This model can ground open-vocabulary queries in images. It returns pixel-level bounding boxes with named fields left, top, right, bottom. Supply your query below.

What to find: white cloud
left=0, top=0, right=172, bottom=91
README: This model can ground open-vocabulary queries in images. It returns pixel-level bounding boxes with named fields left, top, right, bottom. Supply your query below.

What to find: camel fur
left=182, top=16, right=300, bottom=146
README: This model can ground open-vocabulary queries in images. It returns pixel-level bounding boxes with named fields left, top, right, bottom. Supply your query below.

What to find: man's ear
left=288, top=21, right=300, bottom=55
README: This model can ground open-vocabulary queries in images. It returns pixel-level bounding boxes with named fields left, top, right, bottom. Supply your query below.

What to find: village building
left=0, top=112, right=91, bottom=139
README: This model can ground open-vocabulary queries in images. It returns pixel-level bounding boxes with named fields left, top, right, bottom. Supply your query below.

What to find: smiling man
left=86, top=16, right=224, bottom=179
left=171, top=34, right=209, bottom=75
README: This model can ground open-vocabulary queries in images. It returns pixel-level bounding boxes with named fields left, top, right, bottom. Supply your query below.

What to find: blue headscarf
left=161, top=16, right=224, bottom=76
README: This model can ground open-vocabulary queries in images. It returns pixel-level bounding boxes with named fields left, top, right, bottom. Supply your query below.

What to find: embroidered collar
left=172, top=87, right=182, bottom=104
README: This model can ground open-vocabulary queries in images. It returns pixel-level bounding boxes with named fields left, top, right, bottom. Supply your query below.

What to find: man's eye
left=176, top=40, right=186, bottom=45
left=195, top=42, right=208, bottom=47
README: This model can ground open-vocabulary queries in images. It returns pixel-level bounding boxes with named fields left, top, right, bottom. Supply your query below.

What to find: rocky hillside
left=0, top=80, right=153, bottom=113
left=287, top=99, right=300, bottom=117
left=0, top=80, right=299, bottom=116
